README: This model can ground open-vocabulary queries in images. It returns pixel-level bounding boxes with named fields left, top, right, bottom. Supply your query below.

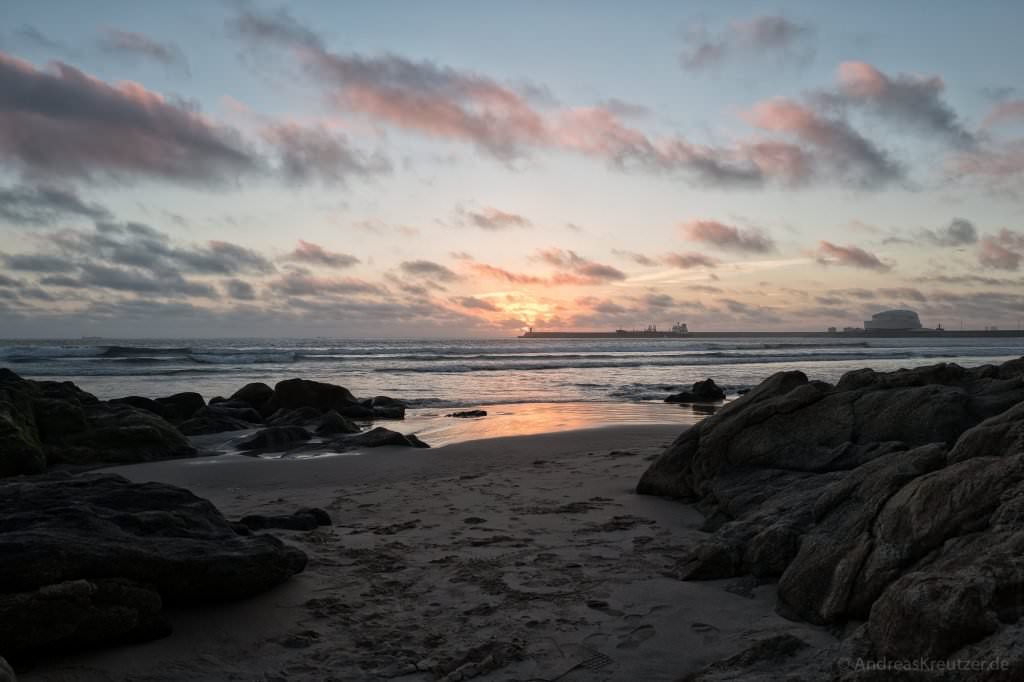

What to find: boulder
left=262, top=378, right=359, bottom=416
left=153, top=392, right=205, bottom=422
left=110, top=392, right=204, bottom=423
left=109, top=395, right=166, bottom=417
left=371, top=405, right=405, bottom=420
left=1, top=369, right=196, bottom=476
left=0, top=472, right=306, bottom=660
left=638, top=357, right=1024, bottom=670
left=236, top=426, right=312, bottom=452
left=363, top=396, right=407, bottom=419
left=447, top=410, right=487, bottom=418
left=337, top=403, right=376, bottom=420
left=294, top=427, right=430, bottom=455
left=49, top=402, right=195, bottom=466
left=228, top=382, right=274, bottom=410
left=238, top=508, right=331, bottom=531
left=364, top=395, right=406, bottom=408
left=315, top=410, right=360, bottom=436
left=338, top=427, right=429, bottom=450
left=267, top=406, right=323, bottom=426
left=178, top=406, right=261, bottom=435
left=0, top=372, right=46, bottom=476
left=665, top=378, right=726, bottom=403
left=0, top=578, right=168, bottom=662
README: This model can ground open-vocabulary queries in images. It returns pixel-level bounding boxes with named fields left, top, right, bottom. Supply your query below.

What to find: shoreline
left=26, top=424, right=836, bottom=681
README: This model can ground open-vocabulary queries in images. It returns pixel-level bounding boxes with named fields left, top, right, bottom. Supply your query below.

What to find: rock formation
left=665, top=378, right=726, bottom=403
left=0, top=472, right=306, bottom=662
left=447, top=409, right=488, bottom=418
left=1, top=369, right=195, bottom=477
left=639, top=358, right=1024, bottom=678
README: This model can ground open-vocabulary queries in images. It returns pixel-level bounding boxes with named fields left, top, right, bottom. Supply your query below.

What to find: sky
left=1, top=0, right=1023, bottom=338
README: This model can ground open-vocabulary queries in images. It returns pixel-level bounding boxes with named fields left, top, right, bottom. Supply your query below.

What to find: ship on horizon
left=521, top=322, right=691, bottom=338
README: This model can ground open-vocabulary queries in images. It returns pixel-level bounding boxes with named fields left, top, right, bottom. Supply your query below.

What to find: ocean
left=4, top=336, right=1023, bottom=445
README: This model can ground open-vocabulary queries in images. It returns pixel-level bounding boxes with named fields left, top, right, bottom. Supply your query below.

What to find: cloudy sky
left=2, top=1, right=1023, bottom=337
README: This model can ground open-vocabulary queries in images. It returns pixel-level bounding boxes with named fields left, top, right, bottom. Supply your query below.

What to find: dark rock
left=681, top=633, right=810, bottom=681
left=665, top=378, right=726, bottom=403
left=228, top=382, right=274, bottom=410
left=262, top=378, right=359, bottom=417
left=371, top=405, right=405, bottom=420
left=236, top=426, right=311, bottom=452
left=267, top=406, right=323, bottom=426
left=692, top=378, right=726, bottom=401
left=178, top=406, right=261, bottom=435
left=339, top=427, right=429, bottom=449
left=206, top=399, right=257, bottom=411
left=51, top=402, right=195, bottom=466
left=447, top=410, right=488, bottom=418
left=336, top=403, right=376, bottom=420
left=109, top=395, right=167, bottom=418
left=0, top=578, right=169, bottom=662
left=154, top=392, right=205, bottom=422
left=638, top=357, right=1024, bottom=670
left=364, top=396, right=406, bottom=409
left=111, top=393, right=204, bottom=423
left=294, top=427, right=430, bottom=455
left=239, top=508, right=331, bottom=531
left=315, top=410, right=359, bottom=436
left=1, top=369, right=195, bottom=475
left=0, top=369, right=46, bottom=476
left=0, top=472, right=306, bottom=660
left=362, top=396, right=406, bottom=420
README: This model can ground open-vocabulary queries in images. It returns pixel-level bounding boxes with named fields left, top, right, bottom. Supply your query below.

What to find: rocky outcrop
left=665, top=378, right=726, bottom=403
left=178, top=405, right=263, bottom=435
left=111, top=392, right=204, bottom=423
left=448, top=409, right=488, bottom=418
left=0, top=472, right=306, bottom=661
left=262, top=378, right=360, bottom=416
left=1, top=369, right=195, bottom=477
left=236, top=426, right=311, bottom=452
left=315, top=410, right=360, bottom=435
left=362, top=396, right=407, bottom=420
left=638, top=358, right=1024, bottom=677
left=228, top=382, right=274, bottom=410
left=291, top=426, right=430, bottom=456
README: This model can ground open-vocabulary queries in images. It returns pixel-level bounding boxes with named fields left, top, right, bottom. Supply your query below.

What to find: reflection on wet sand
left=401, top=400, right=715, bottom=448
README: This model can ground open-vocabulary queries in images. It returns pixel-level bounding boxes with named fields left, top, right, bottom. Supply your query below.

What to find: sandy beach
left=22, top=425, right=833, bottom=681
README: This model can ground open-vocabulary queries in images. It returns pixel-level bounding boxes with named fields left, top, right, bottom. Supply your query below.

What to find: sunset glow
left=1, top=2, right=1023, bottom=337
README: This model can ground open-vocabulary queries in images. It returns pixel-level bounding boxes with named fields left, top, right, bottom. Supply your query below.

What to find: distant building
left=864, top=309, right=923, bottom=331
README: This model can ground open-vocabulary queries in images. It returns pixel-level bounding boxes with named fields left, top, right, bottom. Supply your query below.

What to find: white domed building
left=864, top=309, right=923, bottom=331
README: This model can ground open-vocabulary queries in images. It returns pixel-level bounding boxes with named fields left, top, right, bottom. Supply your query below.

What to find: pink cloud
left=663, top=252, right=719, bottom=269
left=680, top=219, right=776, bottom=253
left=746, top=98, right=902, bottom=186
left=0, top=51, right=255, bottom=183
left=814, top=241, right=891, bottom=271
left=534, top=248, right=626, bottom=282
left=978, top=229, right=1024, bottom=270
left=836, top=61, right=973, bottom=146
left=287, top=240, right=360, bottom=268
left=458, top=206, right=532, bottom=230
left=983, top=100, right=1024, bottom=128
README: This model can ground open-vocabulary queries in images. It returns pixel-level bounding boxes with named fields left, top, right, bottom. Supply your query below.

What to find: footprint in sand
left=691, top=621, right=722, bottom=645
left=616, top=624, right=656, bottom=649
